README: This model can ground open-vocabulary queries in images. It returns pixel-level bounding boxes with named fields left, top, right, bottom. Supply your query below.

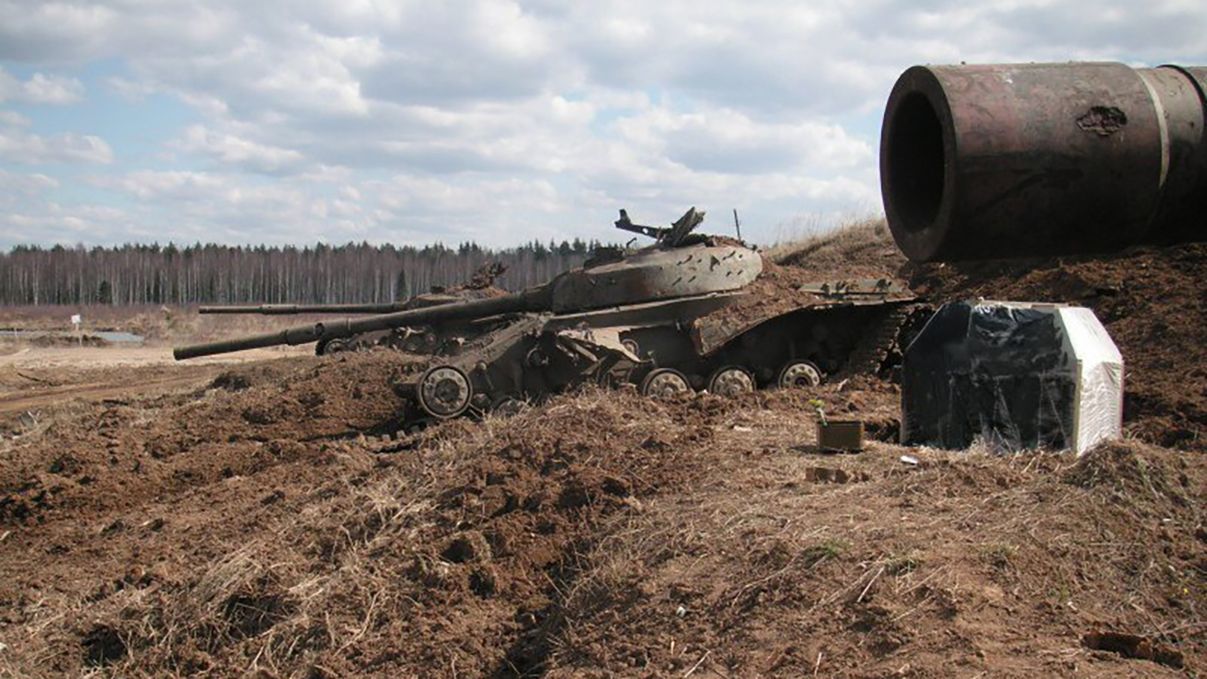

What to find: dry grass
left=546, top=438, right=1203, bottom=676
left=765, top=216, right=894, bottom=266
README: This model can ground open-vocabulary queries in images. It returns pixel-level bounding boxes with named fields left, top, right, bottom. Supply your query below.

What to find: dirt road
left=0, top=345, right=309, bottom=420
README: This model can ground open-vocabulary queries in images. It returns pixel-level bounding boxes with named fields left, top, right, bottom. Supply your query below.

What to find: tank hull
left=403, top=287, right=919, bottom=424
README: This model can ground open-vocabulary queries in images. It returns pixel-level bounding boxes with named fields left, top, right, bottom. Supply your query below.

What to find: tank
left=881, top=62, right=1207, bottom=262
left=175, top=209, right=918, bottom=423
left=197, top=263, right=508, bottom=355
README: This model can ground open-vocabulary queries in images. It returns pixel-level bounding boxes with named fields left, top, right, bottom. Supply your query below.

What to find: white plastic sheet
left=1059, top=307, right=1124, bottom=453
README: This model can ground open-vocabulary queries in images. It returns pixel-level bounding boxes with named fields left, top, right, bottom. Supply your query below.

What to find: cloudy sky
left=0, top=1, right=1204, bottom=249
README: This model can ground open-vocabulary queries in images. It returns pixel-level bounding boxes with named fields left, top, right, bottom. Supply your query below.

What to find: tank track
left=841, top=303, right=928, bottom=378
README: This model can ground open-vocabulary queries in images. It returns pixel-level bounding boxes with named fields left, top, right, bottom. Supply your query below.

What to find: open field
left=0, top=226, right=1202, bottom=677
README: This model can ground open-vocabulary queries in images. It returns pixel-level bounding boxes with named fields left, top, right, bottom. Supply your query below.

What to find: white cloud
left=0, top=67, right=85, bottom=104
left=0, top=0, right=1204, bottom=247
left=613, top=107, right=872, bottom=174
left=0, top=169, right=58, bottom=211
left=85, top=168, right=571, bottom=246
left=94, top=170, right=227, bottom=201
left=0, top=109, right=29, bottom=126
left=0, top=202, right=132, bottom=245
left=174, top=125, right=307, bottom=174
left=0, top=129, right=112, bottom=164
left=20, top=72, right=85, bottom=104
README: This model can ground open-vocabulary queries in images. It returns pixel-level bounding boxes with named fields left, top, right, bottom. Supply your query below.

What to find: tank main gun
left=199, top=303, right=412, bottom=315
left=881, top=61, right=1207, bottom=261
left=175, top=286, right=553, bottom=360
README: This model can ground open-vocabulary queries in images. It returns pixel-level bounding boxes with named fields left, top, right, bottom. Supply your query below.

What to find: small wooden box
left=817, top=419, right=864, bottom=452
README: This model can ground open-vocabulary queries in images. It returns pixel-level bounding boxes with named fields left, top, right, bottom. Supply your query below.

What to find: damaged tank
left=175, top=209, right=918, bottom=423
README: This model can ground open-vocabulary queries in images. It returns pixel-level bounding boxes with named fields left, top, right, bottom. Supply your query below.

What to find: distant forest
left=0, top=240, right=604, bottom=306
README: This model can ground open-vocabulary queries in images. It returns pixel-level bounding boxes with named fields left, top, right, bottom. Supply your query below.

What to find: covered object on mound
left=902, top=301, right=1123, bottom=454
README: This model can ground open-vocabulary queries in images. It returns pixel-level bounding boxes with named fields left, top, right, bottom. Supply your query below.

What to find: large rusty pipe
left=881, top=62, right=1207, bottom=262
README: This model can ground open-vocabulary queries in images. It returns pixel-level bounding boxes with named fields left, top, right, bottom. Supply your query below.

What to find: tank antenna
left=732, top=209, right=742, bottom=240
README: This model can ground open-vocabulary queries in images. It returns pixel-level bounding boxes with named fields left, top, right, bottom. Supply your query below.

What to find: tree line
left=0, top=239, right=604, bottom=306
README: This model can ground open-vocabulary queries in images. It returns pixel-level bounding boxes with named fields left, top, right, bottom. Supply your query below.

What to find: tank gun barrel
left=199, top=303, right=410, bottom=315
left=174, top=287, right=552, bottom=360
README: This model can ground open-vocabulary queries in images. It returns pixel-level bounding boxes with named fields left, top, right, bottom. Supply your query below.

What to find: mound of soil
left=772, top=218, right=907, bottom=278
left=0, top=383, right=720, bottom=676
left=698, top=221, right=913, bottom=355
left=906, top=243, right=1206, bottom=450
left=0, top=223, right=1202, bottom=678
left=1, top=373, right=1201, bottom=677
left=0, top=352, right=415, bottom=527
left=32, top=334, right=109, bottom=348
left=546, top=438, right=1203, bottom=677
left=769, top=226, right=1207, bottom=450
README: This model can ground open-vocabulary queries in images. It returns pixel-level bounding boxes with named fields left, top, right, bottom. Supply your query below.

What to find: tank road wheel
left=640, top=368, right=692, bottom=400
left=708, top=366, right=755, bottom=397
left=778, top=360, right=823, bottom=389
left=417, top=365, right=473, bottom=419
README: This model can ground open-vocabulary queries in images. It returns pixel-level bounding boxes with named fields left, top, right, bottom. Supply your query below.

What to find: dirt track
left=0, top=346, right=310, bottom=423
left=0, top=375, right=213, bottom=416
left=0, top=231, right=1202, bottom=677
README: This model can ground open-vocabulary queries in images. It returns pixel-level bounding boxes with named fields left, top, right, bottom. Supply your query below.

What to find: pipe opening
left=887, top=92, right=945, bottom=233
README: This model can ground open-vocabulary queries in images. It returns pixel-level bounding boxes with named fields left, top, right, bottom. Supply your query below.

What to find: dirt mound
left=907, top=243, right=1206, bottom=450
left=545, top=439, right=1203, bottom=677
left=0, top=384, right=723, bottom=676
left=769, top=223, right=1207, bottom=449
left=0, top=351, right=417, bottom=527
left=771, top=217, right=907, bottom=278
left=1063, top=440, right=1196, bottom=500
left=2, top=357, right=1201, bottom=678
left=698, top=221, right=913, bottom=354
left=25, top=334, right=109, bottom=348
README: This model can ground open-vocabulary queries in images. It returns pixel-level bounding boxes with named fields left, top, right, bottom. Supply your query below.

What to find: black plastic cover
left=902, top=302, right=1076, bottom=450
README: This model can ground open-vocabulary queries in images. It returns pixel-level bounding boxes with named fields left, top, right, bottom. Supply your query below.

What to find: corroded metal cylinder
left=881, top=62, right=1207, bottom=262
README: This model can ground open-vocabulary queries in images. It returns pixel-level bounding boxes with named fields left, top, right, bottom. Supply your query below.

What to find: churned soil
left=0, top=363, right=1202, bottom=677
left=693, top=220, right=912, bottom=356
left=0, top=227, right=1202, bottom=678
left=773, top=222, right=1207, bottom=449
